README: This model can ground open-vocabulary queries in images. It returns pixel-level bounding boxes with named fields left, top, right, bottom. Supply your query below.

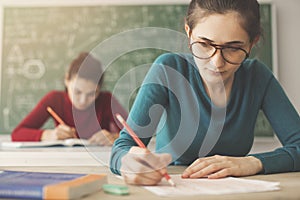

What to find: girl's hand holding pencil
left=116, top=114, right=175, bottom=186
left=119, top=146, right=174, bottom=186
left=41, top=125, right=77, bottom=141
left=41, top=107, right=77, bottom=141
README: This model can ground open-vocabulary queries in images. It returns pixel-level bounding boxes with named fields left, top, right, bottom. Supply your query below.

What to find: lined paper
left=144, top=175, right=280, bottom=196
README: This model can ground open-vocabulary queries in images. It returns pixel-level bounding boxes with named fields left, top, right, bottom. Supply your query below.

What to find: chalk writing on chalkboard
left=0, top=3, right=275, bottom=137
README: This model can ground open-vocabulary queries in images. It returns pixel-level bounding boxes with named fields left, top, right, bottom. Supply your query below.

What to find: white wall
left=271, top=0, right=300, bottom=113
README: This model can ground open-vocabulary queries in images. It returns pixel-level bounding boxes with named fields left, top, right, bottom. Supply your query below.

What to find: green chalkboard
left=0, top=3, right=275, bottom=136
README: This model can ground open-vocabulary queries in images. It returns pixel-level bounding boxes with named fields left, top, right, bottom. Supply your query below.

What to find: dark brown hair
left=65, top=52, right=104, bottom=87
left=186, top=0, right=261, bottom=42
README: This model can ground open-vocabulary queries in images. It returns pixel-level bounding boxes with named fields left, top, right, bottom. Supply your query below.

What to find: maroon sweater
left=12, top=91, right=128, bottom=141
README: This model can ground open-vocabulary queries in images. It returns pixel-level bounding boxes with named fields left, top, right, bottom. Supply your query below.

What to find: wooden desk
left=1, top=135, right=297, bottom=199
left=0, top=166, right=299, bottom=200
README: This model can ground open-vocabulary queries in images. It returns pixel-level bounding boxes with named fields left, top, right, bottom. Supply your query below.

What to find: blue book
left=0, top=170, right=107, bottom=199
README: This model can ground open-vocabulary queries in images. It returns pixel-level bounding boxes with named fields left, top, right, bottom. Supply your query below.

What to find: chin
left=74, top=105, right=88, bottom=110
left=205, top=73, right=225, bottom=82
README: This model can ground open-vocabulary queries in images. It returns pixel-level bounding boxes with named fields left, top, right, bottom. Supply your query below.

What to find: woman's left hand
left=88, top=129, right=118, bottom=146
left=182, top=155, right=263, bottom=179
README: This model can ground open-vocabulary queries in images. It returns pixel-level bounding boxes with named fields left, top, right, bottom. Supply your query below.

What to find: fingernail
left=181, top=172, right=189, bottom=178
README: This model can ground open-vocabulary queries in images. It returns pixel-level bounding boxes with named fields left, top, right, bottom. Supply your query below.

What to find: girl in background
left=12, top=52, right=127, bottom=146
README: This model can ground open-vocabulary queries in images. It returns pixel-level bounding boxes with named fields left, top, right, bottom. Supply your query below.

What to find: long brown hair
left=185, top=0, right=261, bottom=42
left=65, top=52, right=104, bottom=88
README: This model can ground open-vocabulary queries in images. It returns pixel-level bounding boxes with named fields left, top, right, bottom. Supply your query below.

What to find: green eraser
left=102, top=184, right=129, bottom=195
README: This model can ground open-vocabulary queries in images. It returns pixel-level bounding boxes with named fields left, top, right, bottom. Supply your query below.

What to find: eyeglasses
left=189, top=41, right=249, bottom=65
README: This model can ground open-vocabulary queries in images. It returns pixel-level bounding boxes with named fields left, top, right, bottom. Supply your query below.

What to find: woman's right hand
left=41, top=124, right=76, bottom=141
left=120, top=146, right=172, bottom=186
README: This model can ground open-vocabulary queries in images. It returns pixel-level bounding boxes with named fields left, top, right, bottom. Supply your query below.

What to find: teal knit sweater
left=110, top=53, right=300, bottom=175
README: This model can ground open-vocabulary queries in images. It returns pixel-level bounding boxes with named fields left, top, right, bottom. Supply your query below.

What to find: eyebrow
left=197, top=36, right=245, bottom=45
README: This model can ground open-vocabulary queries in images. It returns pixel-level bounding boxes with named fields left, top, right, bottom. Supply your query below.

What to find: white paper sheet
left=144, top=175, right=280, bottom=196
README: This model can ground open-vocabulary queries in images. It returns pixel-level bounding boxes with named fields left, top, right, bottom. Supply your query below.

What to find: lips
left=207, top=68, right=226, bottom=74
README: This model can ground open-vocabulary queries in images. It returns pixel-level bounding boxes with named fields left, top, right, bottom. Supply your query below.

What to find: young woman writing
left=110, top=0, right=300, bottom=185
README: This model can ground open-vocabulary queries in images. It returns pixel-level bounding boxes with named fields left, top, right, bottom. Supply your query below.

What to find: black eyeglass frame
left=189, top=41, right=250, bottom=65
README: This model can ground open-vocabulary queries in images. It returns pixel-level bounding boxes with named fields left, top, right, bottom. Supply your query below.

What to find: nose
left=209, top=49, right=225, bottom=69
left=79, top=95, right=88, bottom=105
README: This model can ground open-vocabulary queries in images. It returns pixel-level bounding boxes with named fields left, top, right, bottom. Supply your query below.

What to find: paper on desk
left=143, top=175, right=280, bottom=196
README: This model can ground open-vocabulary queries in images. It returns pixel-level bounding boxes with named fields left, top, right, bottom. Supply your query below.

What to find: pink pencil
left=47, top=106, right=77, bottom=138
left=116, top=113, right=176, bottom=187
left=47, top=106, right=65, bottom=125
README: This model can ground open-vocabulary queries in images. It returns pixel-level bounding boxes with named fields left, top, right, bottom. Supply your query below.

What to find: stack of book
left=0, top=170, right=107, bottom=199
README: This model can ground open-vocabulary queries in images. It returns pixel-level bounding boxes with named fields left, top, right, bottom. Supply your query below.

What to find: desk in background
left=0, top=134, right=281, bottom=166
left=0, top=134, right=111, bottom=166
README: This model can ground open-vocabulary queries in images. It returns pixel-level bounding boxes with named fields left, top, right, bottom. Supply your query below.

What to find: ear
left=250, top=35, right=260, bottom=49
left=64, top=74, right=69, bottom=87
left=185, top=24, right=191, bottom=38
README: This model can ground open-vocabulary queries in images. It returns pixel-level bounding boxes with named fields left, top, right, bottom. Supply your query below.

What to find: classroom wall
left=270, top=0, right=300, bottom=113
left=0, top=0, right=299, bottom=132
